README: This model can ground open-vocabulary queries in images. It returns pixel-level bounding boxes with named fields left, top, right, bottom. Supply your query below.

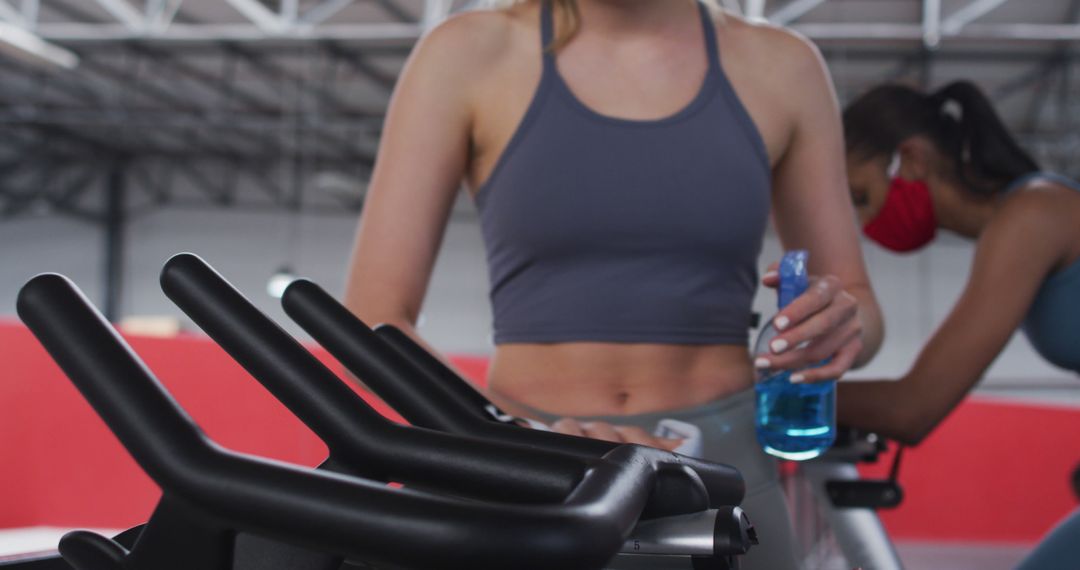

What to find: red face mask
left=862, top=176, right=937, bottom=253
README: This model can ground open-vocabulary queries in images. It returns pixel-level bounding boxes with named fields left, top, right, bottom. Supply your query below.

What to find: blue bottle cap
left=778, top=250, right=809, bottom=309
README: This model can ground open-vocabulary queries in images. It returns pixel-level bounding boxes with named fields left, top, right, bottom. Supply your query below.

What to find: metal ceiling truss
left=0, top=155, right=103, bottom=222
left=0, top=0, right=1075, bottom=323
left=0, top=0, right=1078, bottom=45
left=1, top=0, right=1078, bottom=222
left=0, top=40, right=383, bottom=156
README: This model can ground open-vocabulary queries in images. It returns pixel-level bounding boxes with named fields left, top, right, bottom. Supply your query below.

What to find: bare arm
left=838, top=192, right=1071, bottom=445
left=762, top=31, right=884, bottom=379
left=343, top=15, right=496, bottom=364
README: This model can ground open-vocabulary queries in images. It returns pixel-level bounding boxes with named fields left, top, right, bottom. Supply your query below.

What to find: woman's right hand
left=549, top=418, right=683, bottom=451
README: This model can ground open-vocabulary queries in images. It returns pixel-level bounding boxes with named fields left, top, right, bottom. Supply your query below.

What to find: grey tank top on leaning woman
left=475, top=0, right=772, bottom=346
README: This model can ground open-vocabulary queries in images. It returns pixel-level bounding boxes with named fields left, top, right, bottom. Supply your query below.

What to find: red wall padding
left=1, top=321, right=1076, bottom=543
left=861, top=399, right=1079, bottom=543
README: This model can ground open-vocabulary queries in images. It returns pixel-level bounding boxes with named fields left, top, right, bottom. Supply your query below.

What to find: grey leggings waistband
left=508, top=389, right=756, bottom=427
left=503, top=389, right=781, bottom=498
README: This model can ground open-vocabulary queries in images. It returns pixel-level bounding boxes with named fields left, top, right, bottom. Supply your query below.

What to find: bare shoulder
left=715, top=12, right=828, bottom=81
left=711, top=11, right=837, bottom=152
left=979, top=181, right=1080, bottom=270
left=410, top=7, right=533, bottom=81
left=994, top=179, right=1080, bottom=232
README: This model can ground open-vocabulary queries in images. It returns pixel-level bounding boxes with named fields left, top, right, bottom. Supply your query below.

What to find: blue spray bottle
left=754, top=250, right=836, bottom=460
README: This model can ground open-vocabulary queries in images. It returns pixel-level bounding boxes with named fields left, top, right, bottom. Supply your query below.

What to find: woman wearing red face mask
left=838, top=80, right=1080, bottom=569
left=838, top=79, right=1080, bottom=439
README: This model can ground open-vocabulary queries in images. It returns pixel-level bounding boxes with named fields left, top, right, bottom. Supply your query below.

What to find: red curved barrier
left=0, top=321, right=1076, bottom=544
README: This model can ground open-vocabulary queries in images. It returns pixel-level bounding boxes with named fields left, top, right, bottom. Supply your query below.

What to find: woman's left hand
left=756, top=264, right=864, bottom=383
left=549, top=419, right=684, bottom=451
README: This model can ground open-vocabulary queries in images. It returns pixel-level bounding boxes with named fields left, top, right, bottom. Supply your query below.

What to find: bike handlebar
left=281, top=279, right=745, bottom=510
left=160, top=254, right=594, bottom=503
left=17, top=273, right=678, bottom=570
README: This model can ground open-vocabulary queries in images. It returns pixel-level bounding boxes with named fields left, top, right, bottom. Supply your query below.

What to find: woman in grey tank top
left=344, top=1, right=885, bottom=568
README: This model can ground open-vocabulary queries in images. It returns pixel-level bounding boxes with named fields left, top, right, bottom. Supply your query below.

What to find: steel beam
left=146, top=0, right=182, bottom=31
left=993, top=56, right=1064, bottom=101
left=817, top=48, right=1077, bottom=64
left=301, top=0, right=355, bottom=25
left=960, top=23, right=1080, bottom=41
left=281, top=0, right=299, bottom=25
left=34, top=22, right=423, bottom=43
left=103, top=158, right=127, bottom=321
left=770, top=0, right=825, bottom=26
left=223, top=44, right=381, bottom=119
left=131, top=159, right=171, bottom=203
left=36, top=20, right=1080, bottom=45
left=128, top=44, right=282, bottom=115
left=226, top=0, right=287, bottom=33
left=92, top=0, right=145, bottom=30
left=374, top=0, right=415, bottom=22
left=323, top=42, right=397, bottom=90
left=422, top=0, right=453, bottom=30
left=0, top=114, right=126, bottom=154
left=0, top=21, right=79, bottom=68
left=1016, top=0, right=1080, bottom=132
left=50, top=162, right=101, bottom=212
left=791, top=22, right=921, bottom=41
left=1056, top=62, right=1074, bottom=134
left=0, top=0, right=22, bottom=24
left=923, top=0, right=942, bottom=48
left=19, top=0, right=38, bottom=29
left=61, top=52, right=327, bottom=160
left=791, top=22, right=1080, bottom=43
left=718, top=0, right=742, bottom=16
left=174, top=159, right=231, bottom=203
left=942, top=0, right=1011, bottom=34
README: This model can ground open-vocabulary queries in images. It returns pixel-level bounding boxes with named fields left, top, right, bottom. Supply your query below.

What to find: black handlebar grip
left=281, top=278, right=490, bottom=431
left=276, top=275, right=744, bottom=510
left=373, top=324, right=746, bottom=509
left=159, top=253, right=585, bottom=503
left=15, top=273, right=666, bottom=570
left=17, top=274, right=210, bottom=489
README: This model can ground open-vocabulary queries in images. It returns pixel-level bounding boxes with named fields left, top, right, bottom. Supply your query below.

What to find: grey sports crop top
left=474, top=0, right=771, bottom=346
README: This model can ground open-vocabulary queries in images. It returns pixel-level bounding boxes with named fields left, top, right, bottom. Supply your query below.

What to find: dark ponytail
left=843, top=80, right=1040, bottom=195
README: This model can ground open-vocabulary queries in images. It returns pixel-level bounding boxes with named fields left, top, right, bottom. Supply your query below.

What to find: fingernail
left=771, top=339, right=789, bottom=354
left=791, top=374, right=805, bottom=384
left=775, top=316, right=790, bottom=330
left=763, top=270, right=778, bottom=280
left=754, top=357, right=771, bottom=369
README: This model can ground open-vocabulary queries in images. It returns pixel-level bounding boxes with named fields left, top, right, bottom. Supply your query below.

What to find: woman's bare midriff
left=485, top=342, right=754, bottom=418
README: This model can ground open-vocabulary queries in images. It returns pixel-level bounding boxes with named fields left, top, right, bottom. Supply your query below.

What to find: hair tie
left=939, top=98, right=963, bottom=122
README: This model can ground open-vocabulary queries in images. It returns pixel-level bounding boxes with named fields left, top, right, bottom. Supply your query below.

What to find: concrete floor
left=896, top=541, right=1031, bottom=570
left=0, top=527, right=1036, bottom=569
left=0, top=527, right=120, bottom=560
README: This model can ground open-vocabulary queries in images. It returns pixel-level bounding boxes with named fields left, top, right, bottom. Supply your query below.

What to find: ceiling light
left=267, top=266, right=297, bottom=299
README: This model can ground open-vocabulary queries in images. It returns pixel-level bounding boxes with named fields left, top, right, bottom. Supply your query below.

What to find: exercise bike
left=1, top=254, right=757, bottom=570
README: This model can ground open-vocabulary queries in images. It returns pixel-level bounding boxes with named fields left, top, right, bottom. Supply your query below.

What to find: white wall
left=1, top=192, right=1075, bottom=389
left=0, top=193, right=493, bottom=353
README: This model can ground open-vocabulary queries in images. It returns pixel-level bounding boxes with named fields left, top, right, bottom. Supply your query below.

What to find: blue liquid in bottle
left=754, top=251, right=836, bottom=461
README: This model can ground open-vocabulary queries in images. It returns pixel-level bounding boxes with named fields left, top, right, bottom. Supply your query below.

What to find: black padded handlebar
left=280, top=278, right=746, bottom=509
left=159, top=253, right=586, bottom=504
left=160, top=253, right=717, bottom=520
left=16, top=273, right=673, bottom=570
